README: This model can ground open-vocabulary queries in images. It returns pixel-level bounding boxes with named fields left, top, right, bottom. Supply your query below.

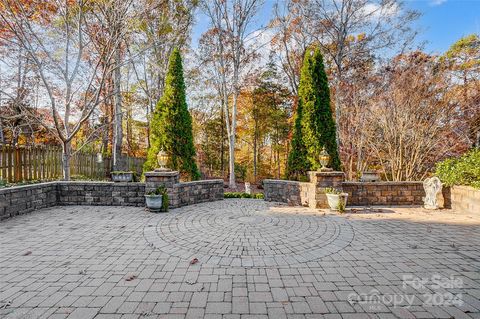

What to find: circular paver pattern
left=143, top=199, right=354, bottom=267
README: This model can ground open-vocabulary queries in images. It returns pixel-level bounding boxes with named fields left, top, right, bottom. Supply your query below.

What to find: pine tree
left=144, top=48, right=200, bottom=180
left=287, top=47, right=341, bottom=178
left=300, top=47, right=341, bottom=171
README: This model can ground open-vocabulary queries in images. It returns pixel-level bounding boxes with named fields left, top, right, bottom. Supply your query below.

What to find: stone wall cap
left=144, top=170, right=179, bottom=177
left=176, top=179, right=223, bottom=186
left=452, top=185, right=480, bottom=192
left=343, top=181, right=423, bottom=185
left=0, top=181, right=58, bottom=194
left=308, top=171, right=345, bottom=176
left=263, top=179, right=310, bottom=185
left=57, top=181, right=145, bottom=186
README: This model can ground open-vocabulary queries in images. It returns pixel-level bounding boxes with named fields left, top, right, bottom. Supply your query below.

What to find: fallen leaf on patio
left=22, top=251, right=32, bottom=256
left=125, top=274, right=138, bottom=281
left=190, top=258, right=199, bottom=265
left=186, top=280, right=197, bottom=285
left=1, top=300, right=12, bottom=309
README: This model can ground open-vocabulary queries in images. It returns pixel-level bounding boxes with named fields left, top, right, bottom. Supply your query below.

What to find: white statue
left=245, top=182, right=251, bottom=195
left=423, top=177, right=442, bottom=210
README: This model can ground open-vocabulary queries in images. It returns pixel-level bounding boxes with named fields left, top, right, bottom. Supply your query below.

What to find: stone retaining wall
left=0, top=182, right=57, bottom=220
left=57, top=182, right=145, bottom=206
left=343, top=182, right=425, bottom=206
left=451, top=186, right=480, bottom=214
left=1, top=179, right=224, bottom=220
left=264, top=178, right=425, bottom=207
left=172, top=180, right=224, bottom=208
left=263, top=180, right=312, bottom=206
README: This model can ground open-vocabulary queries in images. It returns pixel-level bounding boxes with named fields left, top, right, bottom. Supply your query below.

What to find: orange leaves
left=2, top=0, right=59, bottom=24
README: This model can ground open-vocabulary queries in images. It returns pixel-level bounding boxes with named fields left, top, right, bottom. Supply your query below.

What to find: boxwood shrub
left=224, top=192, right=265, bottom=199
left=435, top=148, right=480, bottom=189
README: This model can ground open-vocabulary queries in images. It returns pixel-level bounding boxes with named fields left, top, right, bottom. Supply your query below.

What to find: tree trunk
left=253, top=120, right=258, bottom=183
left=228, top=134, right=235, bottom=189
left=0, top=121, right=4, bottom=144
left=227, top=88, right=238, bottom=189
left=62, top=141, right=71, bottom=180
left=220, top=105, right=225, bottom=176
left=113, top=47, right=123, bottom=170
left=334, top=80, right=341, bottom=148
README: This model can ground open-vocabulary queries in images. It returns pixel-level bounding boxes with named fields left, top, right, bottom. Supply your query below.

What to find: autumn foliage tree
left=441, top=34, right=480, bottom=147
left=0, top=0, right=118, bottom=180
left=365, top=52, right=469, bottom=181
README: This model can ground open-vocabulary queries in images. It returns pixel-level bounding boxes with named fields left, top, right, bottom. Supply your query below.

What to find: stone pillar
left=144, top=171, right=180, bottom=206
left=307, top=171, right=345, bottom=209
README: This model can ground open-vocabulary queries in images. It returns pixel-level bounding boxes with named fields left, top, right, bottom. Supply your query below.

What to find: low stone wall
left=264, top=177, right=426, bottom=207
left=57, top=182, right=145, bottom=206
left=172, top=180, right=224, bottom=208
left=0, top=182, right=58, bottom=220
left=451, top=186, right=480, bottom=214
left=343, top=182, right=424, bottom=206
left=1, top=178, right=224, bottom=220
left=263, top=180, right=312, bottom=206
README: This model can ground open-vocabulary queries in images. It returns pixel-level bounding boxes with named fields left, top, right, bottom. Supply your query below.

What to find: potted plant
left=145, top=186, right=169, bottom=212
left=324, top=187, right=348, bottom=213
left=111, top=171, right=134, bottom=182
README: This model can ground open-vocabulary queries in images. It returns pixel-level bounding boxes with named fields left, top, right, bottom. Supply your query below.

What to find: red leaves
left=190, top=258, right=199, bottom=265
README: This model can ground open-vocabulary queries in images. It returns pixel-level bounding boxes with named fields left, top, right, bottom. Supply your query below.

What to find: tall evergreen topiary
left=287, top=47, right=341, bottom=178
left=144, top=48, right=200, bottom=180
left=286, top=100, right=309, bottom=180
left=300, top=47, right=341, bottom=171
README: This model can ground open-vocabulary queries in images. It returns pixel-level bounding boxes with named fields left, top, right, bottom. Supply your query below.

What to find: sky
left=409, top=0, right=480, bottom=54
left=192, top=0, right=480, bottom=55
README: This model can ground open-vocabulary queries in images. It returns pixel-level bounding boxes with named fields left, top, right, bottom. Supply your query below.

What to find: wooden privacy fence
left=0, top=144, right=145, bottom=183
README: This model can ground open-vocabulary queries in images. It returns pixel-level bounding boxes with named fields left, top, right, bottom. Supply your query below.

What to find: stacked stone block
left=144, top=171, right=179, bottom=194
left=308, top=171, right=345, bottom=208
left=0, top=182, right=57, bottom=220
left=172, top=180, right=224, bottom=208
left=1, top=176, right=225, bottom=220
left=263, top=180, right=311, bottom=206
left=340, top=182, right=424, bottom=206
left=144, top=170, right=224, bottom=209
left=264, top=175, right=427, bottom=208
left=57, top=182, right=145, bottom=206
left=451, top=186, right=480, bottom=214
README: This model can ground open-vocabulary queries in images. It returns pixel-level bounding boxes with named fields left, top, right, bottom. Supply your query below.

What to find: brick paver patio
left=1, top=199, right=479, bottom=319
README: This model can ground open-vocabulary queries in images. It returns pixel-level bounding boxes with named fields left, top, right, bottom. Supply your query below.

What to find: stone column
left=308, top=171, right=345, bottom=209
left=144, top=171, right=180, bottom=207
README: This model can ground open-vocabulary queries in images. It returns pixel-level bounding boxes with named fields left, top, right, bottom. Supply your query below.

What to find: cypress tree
left=144, top=48, right=200, bottom=180
left=300, top=47, right=341, bottom=171
left=286, top=100, right=309, bottom=180
left=287, top=47, right=341, bottom=178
